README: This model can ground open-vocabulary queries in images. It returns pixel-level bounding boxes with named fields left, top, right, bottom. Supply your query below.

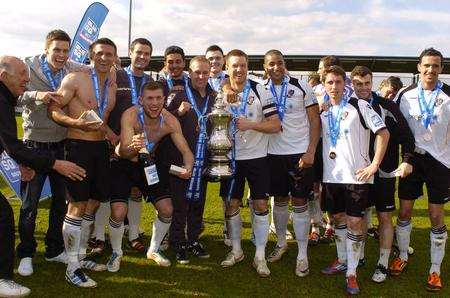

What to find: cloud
left=0, top=0, right=449, bottom=58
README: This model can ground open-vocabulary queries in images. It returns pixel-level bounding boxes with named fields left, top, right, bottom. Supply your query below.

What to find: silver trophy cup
left=205, top=91, right=234, bottom=181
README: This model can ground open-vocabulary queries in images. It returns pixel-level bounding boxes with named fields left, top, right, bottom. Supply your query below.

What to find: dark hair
left=321, top=65, right=346, bottom=82
left=206, top=45, right=223, bottom=55
left=164, top=46, right=185, bottom=60
left=380, top=76, right=403, bottom=91
left=320, top=55, right=342, bottom=68
left=142, top=81, right=164, bottom=93
left=45, top=29, right=71, bottom=49
left=130, top=38, right=153, bottom=53
left=350, top=65, right=372, bottom=79
left=264, top=49, right=284, bottom=60
left=308, top=72, right=321, bottom=87
left=418, top=47, right=443, bottom=65
left=225, top=49, right=248, bottom=63
left=89, top=38, right=117, bottom=58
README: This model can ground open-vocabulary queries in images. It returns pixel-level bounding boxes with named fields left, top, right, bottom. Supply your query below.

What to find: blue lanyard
left=369, top=97, right=374, bottom=106
left=39, top=55, right=65, bottom=91
left=417, top=80, right=442, bottom=129
left=125, top=66, right=147, bottom=106
left=269, top=76, right=289, bottom=121
left=167, top=73, right=186, bottom=90
left=208, top=72, right=225, bottom=92
left=327, top=96, right=348, bottom=148
left=226, top=80, right=251, bottom=203
left=137, top=106, right=164, bottom=153
left=90, top=69, right=109, bottom=119
left=185, top=77, right=210, bottom=201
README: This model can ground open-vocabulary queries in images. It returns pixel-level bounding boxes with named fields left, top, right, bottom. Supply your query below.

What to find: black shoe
left=188, top=242, right=210, bottom=259
left=176, top=246, right=190, bottom=264
left=358, top=258, right=366, bottom=268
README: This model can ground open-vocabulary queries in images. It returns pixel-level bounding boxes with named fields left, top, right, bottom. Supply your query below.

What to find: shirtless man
left=48, top=38, right=117, bottom=288
left=115, top=81, right=193, bottom=269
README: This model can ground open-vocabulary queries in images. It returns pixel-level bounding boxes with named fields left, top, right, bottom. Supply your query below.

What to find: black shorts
left=398, top=152, right=450, bottom=204
left=65, top=139, right=110, bottom=202
left=109, top=158, right=171, bottom=205
left=323, top=183, right=369, bottom=217
left=268, top=153, right=314, bottom=199
left=368, top=175, right=396, bottom=212
left=219, top=157, right=270, bottom=201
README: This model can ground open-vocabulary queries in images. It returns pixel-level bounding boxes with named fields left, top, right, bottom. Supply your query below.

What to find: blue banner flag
left=0, top=152, right=51, bottom=200
left=69, top=2, right=109, bottom=63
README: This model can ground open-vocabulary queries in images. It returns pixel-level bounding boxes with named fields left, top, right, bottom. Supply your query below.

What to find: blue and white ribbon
left=90, top=69, right=109, bottom=119
left=137, top=106, right=163, bottom=153
left=327, top=94, right=348, bottom=148
left=39, top=55, right=65, bottom=91
left=269, top=75, right=289, bottom=121
left=226, top=80, right=251, bottom=203
left=417, top=80, right=442, bottom=129
left=185, top=77, right=210, bottom=201
left=125, top=66, right=148, bottom=106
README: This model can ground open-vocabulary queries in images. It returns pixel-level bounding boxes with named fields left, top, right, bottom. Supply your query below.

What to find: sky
left=1, top=0, right=450, bottom=58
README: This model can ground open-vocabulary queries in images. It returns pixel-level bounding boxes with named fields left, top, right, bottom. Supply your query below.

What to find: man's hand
left=177, top=167, right=192, bottom=180
left=299, top=151, right=315, bottom=168
left=74, top=113, right=102, bottom=131
left=128, top=134, right=146, bottom=152
left=356, top=162, right=379, bottom=182
left=106, top=130, right=120, bottom=146
left=19, top=164, right=35, bottom=182
left=52, top=160, right=86, bottom=181
left=236, top=117, right=254, bottom=131
left=394, top=162, right=413, bottom=178
left=35, top=91, right=62, bottom=104
left=177, top=102, right=191, bottom=116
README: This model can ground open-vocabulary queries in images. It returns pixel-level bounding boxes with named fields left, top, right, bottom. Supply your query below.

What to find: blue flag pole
left=69, top=2, right=109, bottom=63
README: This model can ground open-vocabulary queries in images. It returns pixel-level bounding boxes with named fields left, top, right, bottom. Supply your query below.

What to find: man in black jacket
left=0, top=56, right=85, bottom=297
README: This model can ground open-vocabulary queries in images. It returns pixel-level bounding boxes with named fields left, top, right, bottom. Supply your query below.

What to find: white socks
left=346, top=231, right=364, bottom=277
left=396, top=219, right=412, bottom=261
left=227, top=210, right=242, bottom=254
left=293, top=204, right=309, bottom=261
left=430, top=225, right=447, bottom=275
left=335, top=223, right=347, bottom=264
left=93, top=202, right=110, bottom=242
left=378, top=248, right=391, bottom=268
left=109, top=217, right=124, bottom=256
left=63, top=215, right=82, bottom=272
left=253, top=210, right=269, bottom=260
left=273, top=201, right=289, bottom=247
left=79, top=213, right=95, bottom=258
left=148, top=216, right=171, bottom=254
left=128, top=199, right=143, bottom=241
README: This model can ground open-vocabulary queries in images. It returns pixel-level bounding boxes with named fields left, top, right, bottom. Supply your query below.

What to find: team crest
left=247, top=95, right=255, bottom=105
left=341, top=111, right=349, bottom=120
left=435, top=98, right=443, bottom=107
left=371, top=114, right=383, bottom=127
left=287, top=89, right=295, bottom=98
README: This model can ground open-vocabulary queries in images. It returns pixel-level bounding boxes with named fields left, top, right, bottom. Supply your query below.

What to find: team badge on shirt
left=371, top=114, right=383, bottom=127
left=342, top=111, right=349, bottom=120
left=287, top=89, right=295, bottom=98
left=435, top=98, right=444, bottom=107
left=247, top=95, right=255, bottom=105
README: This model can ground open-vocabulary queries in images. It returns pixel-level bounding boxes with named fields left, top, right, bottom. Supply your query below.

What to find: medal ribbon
left=91, top=69, right=109, bottom=119
left=125, top=66, right=148, bottom=106
left=184, top=77, right=210, bottom=201
left=417, top=80, right=442, bottom=129
left=137, top=105, right=164, bottom=153
left=269, top=76, right=289, bottom=121
left=227, top=80, right=251, bottom=203
left=39, top=55, right=65, bottom=91
left=327, top=94, right=348, bottom=148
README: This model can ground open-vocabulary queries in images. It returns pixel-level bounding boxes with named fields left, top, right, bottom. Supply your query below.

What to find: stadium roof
left=119, top=55, right=450, bottom=74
